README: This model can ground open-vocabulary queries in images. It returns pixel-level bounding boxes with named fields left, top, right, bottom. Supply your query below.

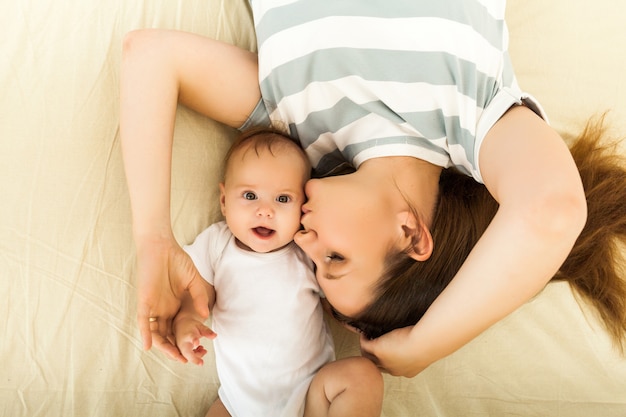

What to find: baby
left=173, top=128, right=382, bottom=417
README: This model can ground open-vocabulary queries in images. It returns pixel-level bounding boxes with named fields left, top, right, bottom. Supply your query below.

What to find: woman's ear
left=398, top=211, right=434, bottom=262
left=219, top=183, right=227, bottom=216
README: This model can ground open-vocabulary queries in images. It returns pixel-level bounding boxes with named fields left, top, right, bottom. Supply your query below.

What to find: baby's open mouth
left=253, top=227, right=275, bottom=238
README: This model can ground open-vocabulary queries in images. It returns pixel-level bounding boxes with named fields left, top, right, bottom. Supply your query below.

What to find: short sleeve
left=183, top=221, right=232, bottom=286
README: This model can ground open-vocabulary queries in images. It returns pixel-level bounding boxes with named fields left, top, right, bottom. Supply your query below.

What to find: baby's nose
left=256, top=204, right=274, bottom=218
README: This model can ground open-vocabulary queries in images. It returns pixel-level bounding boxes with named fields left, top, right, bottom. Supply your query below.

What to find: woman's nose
left=304, top=178, right=321, bottom=199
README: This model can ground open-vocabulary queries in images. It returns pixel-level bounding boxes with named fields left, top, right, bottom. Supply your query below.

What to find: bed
left=1, top=1, right=625, bottom=416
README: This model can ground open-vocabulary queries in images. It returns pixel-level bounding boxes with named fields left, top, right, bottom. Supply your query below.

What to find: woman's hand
left=135, top=236, right=209, bottom=352
left=359, top=326, right=429, bottom=378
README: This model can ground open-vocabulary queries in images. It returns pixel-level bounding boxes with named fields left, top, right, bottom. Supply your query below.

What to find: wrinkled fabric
left=1, top=0, right=626, bottom=416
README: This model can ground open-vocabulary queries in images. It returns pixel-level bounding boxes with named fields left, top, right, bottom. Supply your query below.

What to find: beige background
left=1, top=1, right=625, bottom=416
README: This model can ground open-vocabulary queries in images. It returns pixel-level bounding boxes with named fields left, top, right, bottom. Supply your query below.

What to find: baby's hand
left=174, top=317, right=217, bottom=366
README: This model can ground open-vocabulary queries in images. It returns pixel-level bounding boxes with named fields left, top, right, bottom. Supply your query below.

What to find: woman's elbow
left=531, top=185, right=588, bottom=244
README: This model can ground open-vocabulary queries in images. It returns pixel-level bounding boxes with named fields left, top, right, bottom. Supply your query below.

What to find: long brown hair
left=345, top=116, right=626, bottom=352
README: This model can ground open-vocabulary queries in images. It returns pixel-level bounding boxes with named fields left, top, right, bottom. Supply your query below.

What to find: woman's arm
left=361, top=106, right=587, bottom=376
left=120, top=29, right=260, bottom=350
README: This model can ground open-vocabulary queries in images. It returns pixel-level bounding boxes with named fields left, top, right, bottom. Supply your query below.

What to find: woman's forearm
left=408, top=197, right=586, bottom=366
left=409, top=106, right=587, bottom=366
left=120, top=30, right=261, bottom=244
left=120, top=32, right=179, bottom=243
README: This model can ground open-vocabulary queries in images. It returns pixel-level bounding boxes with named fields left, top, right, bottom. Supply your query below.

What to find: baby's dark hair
left=223, top=126, right=311, bottom=181
left=344, top=116, right=626, bottom=352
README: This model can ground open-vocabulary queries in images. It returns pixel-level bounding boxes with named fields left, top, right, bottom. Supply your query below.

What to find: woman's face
left=294, top=174, right=402, bottom=318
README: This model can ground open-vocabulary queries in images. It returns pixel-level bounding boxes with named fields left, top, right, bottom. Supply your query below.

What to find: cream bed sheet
left=1, top=1, right=625, bottom=416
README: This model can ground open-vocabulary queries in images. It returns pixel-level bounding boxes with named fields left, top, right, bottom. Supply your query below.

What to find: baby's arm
left=172, top=278, right=217, bottom=365
left=362, top=106, right=587, bottom=377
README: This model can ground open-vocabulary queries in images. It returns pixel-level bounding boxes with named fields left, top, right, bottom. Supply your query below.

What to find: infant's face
left=220, top=145, right=308, bottom=253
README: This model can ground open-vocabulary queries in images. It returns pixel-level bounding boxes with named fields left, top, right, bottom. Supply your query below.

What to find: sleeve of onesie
left=183, top=221, right=233, bottom=286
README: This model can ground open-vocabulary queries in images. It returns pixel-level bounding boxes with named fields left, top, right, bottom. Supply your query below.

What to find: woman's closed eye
left=322, top=252, right=347, bottom=280
left=325, top=252, right=344, bottom=264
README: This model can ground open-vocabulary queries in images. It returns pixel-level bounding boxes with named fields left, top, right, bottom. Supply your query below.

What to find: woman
left=120, top=1, right=624, bottom=378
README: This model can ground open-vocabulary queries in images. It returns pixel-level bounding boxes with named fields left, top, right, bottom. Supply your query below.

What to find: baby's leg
left=205, top=397, right=231, bottom=417
left=304, top=357, right=384, bottom=417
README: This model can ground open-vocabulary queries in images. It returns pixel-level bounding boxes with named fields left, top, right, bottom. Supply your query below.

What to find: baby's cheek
left=287, top=212, right=304, bottom=235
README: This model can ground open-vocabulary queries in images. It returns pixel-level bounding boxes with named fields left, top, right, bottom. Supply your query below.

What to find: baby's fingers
left=193, top=345, right=208, bottom=357
left=199, top=325, right=217, bottom=340
left=179, top=340, right=206, bottom=365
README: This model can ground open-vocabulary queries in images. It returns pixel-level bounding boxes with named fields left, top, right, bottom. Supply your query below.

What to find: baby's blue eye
left=276, top=195, right=290, bottom=203
left=243, top=191, right=257, bottom=200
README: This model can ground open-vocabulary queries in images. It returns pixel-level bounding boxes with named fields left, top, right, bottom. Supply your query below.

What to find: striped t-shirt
left=243, top=0, right=544, bottom=182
